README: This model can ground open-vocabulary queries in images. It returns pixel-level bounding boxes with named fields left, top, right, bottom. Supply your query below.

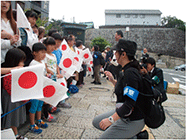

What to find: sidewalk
left=19, top=76, right=185, bottom=139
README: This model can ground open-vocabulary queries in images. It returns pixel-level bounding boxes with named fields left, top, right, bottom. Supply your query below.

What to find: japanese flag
left=82, top=48, right=93, bottom=64
left=87, top=64, right=93, bottom=75
left=59, top=51, right=77, bottom=79
left=57, top=77, right=67, bottom=87
left=11, top=64, right=44, bottom=103
left=60, top=39, right=71, bottom=53
left=39, top=77, right=68, bottom=107
left=17, top=4, right=31, bottom=29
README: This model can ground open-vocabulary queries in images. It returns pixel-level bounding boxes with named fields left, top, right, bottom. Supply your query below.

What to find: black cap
left=112, top=39, right=137, bottom=56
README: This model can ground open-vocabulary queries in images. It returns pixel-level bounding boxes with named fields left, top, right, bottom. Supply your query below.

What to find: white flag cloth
left=59, top=51, right=77, bottom=79
left=87, top=64, right=93, bottom=75
left=110, top=50, right=119, bottom=66
left=39, top=77, right=68, bottom=107
left=59, top=39, right=71, bottom=53
left=57, top=77, right=67, bottom=87
left=82, top=48, right=93, bottom=64
left=11, top=64, right=45, bottom=103
left=17, top=4, right=31, bottom=29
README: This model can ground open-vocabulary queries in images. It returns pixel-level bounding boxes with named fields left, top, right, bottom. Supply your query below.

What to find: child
left=1, top=48, right=27, bottom=139
left=51, top=33, right=71, bottom=108
left=28, top=42, right=48, bottom=134
left=43, top=37, right=62, bottom=114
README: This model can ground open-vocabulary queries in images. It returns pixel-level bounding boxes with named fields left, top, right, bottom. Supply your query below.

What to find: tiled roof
left=105, top=9, right=162, bottom=15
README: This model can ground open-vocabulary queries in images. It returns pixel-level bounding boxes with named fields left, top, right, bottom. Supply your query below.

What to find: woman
left=92, top=39, right=146, bottom=139
left=1, top=1, right=20, bottom=63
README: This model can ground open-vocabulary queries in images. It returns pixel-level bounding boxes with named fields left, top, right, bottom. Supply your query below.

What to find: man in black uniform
left=142, top=57, right=167, bottom=102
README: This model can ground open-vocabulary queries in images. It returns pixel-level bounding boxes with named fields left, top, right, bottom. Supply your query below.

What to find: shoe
left=95, top=82, right=101, bottom=85
left=57, top=102, right=72, bottom=108
left=91, top=81, right=96, bottom=84
left=36, top=120, right=48, bottom=128
left=45, top=113, right=57, bottom=122
left=136, top=130, right=148, bottom=139
left=49, top=107, right=61, bottom=114
left=16, top=135, right=28, bottom=140
left=29, top=124, right=42, bottom=134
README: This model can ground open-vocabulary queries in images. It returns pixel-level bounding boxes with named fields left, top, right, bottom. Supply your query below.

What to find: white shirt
left=29, top=59, right=46, bottom=75
left=44, top=53, right=57, bottom=74
left=1, top=18, right=21, bottom=63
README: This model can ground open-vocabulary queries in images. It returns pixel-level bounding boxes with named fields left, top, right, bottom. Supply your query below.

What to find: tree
left=36, top=17, right=52, bottom=34
left=161, top=16, right=185, bottom=31
left=91, top=36, right=111, bottom=52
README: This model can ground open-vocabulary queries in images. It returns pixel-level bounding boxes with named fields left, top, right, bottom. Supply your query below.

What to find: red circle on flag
left=84, top=53, right=89, bottom=59
left=74, top=57, right=79, bottom=62
left=18, top=71, right=37, bottom=89
left=90, top=61, right=93, bottom=64
left=77, top=50, right=80, bottom=55
left=63, top=58, right=72, bottom=68
left=62, top=44, right=67, bottom=51
left=43, top=85, right=55, bottom=97
left=88, top=67, right=92, bottom=72
left=60, top=82, right=65, bottom=86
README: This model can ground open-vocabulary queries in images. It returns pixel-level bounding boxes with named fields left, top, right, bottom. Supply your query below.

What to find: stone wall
left=85, top=28, right=185, bottom=58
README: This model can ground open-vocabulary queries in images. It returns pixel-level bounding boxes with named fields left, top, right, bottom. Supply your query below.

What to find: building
left=79, top=22, right=94, bottom=29
left=11, top=1, right=49, bottom=20
left=61, top=22, right=87, bottom=44
left=105, top=9, right=162, bottom=26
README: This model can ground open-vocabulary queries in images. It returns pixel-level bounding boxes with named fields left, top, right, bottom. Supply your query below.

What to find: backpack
left=69, top=85, right=79, bottom=94
left=99, top=54, right=105, bottom=66
left=138, top=76, right=166, bottom=129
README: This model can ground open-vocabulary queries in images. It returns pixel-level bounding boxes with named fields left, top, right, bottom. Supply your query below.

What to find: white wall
left=105, top=14, right=161, bottom=26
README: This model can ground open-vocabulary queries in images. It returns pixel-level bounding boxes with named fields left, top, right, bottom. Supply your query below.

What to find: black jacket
left=114, top=62, right=144, bottom=121
left=93, top=51, right=102, bottom=66
left=145, top=67, right=167, bottom=102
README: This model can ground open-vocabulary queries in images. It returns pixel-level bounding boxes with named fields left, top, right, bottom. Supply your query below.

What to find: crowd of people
left=1, top=1, right=167, bottom=139
left=1, top=1, right=86, bottom=139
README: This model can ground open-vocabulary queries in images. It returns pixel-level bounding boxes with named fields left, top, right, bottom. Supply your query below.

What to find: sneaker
left=29, top=124, right=42, bottom=134
left=45, top=113, right=57, bottom=122
left=36, top=120, right=48, bottom=128
left=49, top=107, right=61, bottom=114
left=91, top=81, right=96, bottom=84
left=57, top=102, right=72, bottom=108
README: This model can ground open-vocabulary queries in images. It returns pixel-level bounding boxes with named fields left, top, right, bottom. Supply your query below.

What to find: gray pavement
left=19, top=76, right=185, bottom=139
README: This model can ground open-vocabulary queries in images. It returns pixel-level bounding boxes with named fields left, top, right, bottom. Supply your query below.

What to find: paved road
left=163, top=68, right=186, bottom=95
left=18, top=75, right=185, bottom=139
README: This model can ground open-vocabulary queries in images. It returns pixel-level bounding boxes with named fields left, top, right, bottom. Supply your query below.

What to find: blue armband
left=123, top=86, right=139, bottom=101
left=152, top=76, right=160, bottom=84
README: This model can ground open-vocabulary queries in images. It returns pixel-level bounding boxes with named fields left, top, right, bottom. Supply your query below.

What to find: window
left=125, top=15, right=130, bottom=18
left=133, top=15, right=138, bottom=18
left=140, top=15, right=145, bottom=18
left=116, top=14, right=121, bottom=18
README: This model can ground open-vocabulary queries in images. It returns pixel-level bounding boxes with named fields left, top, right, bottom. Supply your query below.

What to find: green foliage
left=91, top=36, right=111, bottom=52
left=49, top=19, right=63, bottom=31
left=161, top=16, right=185, bottom=31
left=36, top=17, right=52, bottom=34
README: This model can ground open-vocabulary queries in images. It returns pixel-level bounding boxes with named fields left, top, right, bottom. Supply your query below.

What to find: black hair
left=48, top=29, right=58, bottom=36
left=67, top=34, right=75, bottom=41
left=94, top=45, right=99, bottom=51
left=2, top=48, right=26, bottom=67
left=51, top=33, right=62, bottom=41
left=25, top=10, right=38, bottom=20
left=117, top=50, right=140, bottom=71
left=43, top=37, right=56, bottom=46
left=76, top=40, right=83, bottom=47
left=116, top=30, right=123, bottom=37
left=32, top=42, right=47, bottom=52
left=146, top=57, right=156, bottom=67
